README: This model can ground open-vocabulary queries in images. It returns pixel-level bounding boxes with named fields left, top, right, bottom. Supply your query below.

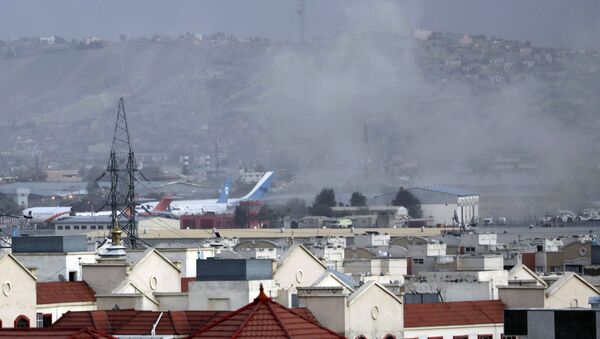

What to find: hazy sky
left=1, top=0, right=599, bottom=49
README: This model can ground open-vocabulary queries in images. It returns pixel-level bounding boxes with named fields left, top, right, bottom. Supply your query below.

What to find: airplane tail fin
left=240, top=171, right=274, bottom=202
left=152, top=195, right=174, bottom=212
left=217, top=177, right=232, bottom=204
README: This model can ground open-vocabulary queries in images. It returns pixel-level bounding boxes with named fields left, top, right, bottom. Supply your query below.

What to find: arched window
left=14, top=315, right=30, bottom=328
left=383, top=335, right=396, bottom=339
left=355, top=336, right=368, bottom=339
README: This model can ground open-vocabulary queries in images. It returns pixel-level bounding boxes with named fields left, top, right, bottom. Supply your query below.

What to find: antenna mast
left=298, top=0, right=305, bottom=43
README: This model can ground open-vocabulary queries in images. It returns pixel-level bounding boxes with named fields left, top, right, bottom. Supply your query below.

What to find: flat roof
left=137, top=219, right=442, bottom=239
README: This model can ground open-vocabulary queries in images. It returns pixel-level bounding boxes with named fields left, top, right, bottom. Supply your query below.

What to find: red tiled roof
left=37, top=282, right=96, bottom=305
left=404, top=300, right=504, bottom=328
left=53, top=310, right=230, bottom=335
left=0, top=328, right=115, bottom=338
left=189, top=285, right=344, bottom=339
left=181, top=277, right=195, bottom=293
left=53, top=308, right=320, bottom=337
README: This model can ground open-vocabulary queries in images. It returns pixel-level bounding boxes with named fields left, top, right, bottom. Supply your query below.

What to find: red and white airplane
left=22, top=196, right=174, bottom=224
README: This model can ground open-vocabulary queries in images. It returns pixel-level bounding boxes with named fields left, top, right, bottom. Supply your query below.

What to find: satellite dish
left=113, top=304, right=120, bottom=311
left=58, top=274, right=66, bottom=282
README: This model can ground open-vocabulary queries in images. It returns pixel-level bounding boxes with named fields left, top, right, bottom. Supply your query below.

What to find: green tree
left=391, top=187, right=422, bottom=218
left=310, top=188, right=336, bottom=217
left=257, top=204, right=283, bottom=228
left=233, top=205, right=249, bottom=228
left=349, top=191, right=367, bottom=207
left=284, top=198, right=308, bottom=218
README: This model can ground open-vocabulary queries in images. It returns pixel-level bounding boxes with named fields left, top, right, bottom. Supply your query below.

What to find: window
left=74, top=225, right=79, bottom=230
left=355, top=336, right=368, bottom=339
left=465, top=246, right=476, bottom=253
left=64, top=226, right=71, bottom=230
left=428, top=337, right=443, bottom=339
left=57, top=226, right=63, bottom=230
left=383, top=335, right=396, bottom=339
left=14, top=315, right=30, bottom=328
left=90, top=225, right=96, bottom=230
left=478, top=335, right=493, bottom=339
left=453, top=336, right=468, bottom=339
left=81, top=225, right=87, bottom=230
left=68, top=271, right=77, bottom=281
left=42, top=314, right=52, bottom=327
left=413, top=258, right=424, bottom=264
left=97, top=225, right=104, bottom=230
left=36, top=313, right=52, bottom=328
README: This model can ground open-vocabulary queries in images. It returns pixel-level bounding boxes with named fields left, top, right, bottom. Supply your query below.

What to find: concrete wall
left=498, top=287, right=545, bottom=308
left=36, top=302, right=96, bottom=325
left=421, top=203, right=457, bottom=226
left=155, top=293, right=188, bottom=311
left=157, top=248, right=215, bottom=277
left=96, top=295, right=147, bottom=311
left=81, top=264, right=128, bottom=294
left=458, top=255, right=504, bottom=271
left=0, top=255, right=36, bottom=328
left=545, top=277, right=600, bottom=308
left=297, top=289, right=347, bottom=335
left=124, top=252, right=181, bottom=295
left=274, top=247, right=327, bottom=294
left=526, top=311, right=555, bottom=339
left=14, top=252, right=96, bottom=282
left=188, top=280, right=276, bottom=310
left=347, top=285, right=403, bottom=339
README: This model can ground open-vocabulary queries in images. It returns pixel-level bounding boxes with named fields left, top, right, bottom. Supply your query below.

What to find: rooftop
left=0, top=328, right=114, bottom=338
left=409, top=186, right=478, bottom=197
left=52, top=308, right=320, bottom=336
left=189, top=285, right=343, bottom=338
left=37, top=281, right=96, bottom=305
left=404, top=300, right=504, bottom=328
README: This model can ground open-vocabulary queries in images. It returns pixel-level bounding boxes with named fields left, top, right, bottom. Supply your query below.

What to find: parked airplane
left=166, top=171, right=274, bottom=218
left=22, top=206, right=72, bottom=224
left=23, top=196, right=175, bottom=223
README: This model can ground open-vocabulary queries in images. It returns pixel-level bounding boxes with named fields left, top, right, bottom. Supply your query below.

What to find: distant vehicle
left=496, top=217, right=507, bottom=225
left=556, top=210, right=576, bottom=223
left=540, top=215, right=555, bottom=227
left=578, top=208, right=600, bottom=221
left=483, top=217, right=494, bottom=226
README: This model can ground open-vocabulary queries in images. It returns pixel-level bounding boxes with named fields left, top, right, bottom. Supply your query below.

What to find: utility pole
left=298, top=0, right=305, bottom=43
left=103, top=98, right=139, bottom=248
left=363, top=123, right=369, bottom=179
left=214, top=138, right=220, bottom=180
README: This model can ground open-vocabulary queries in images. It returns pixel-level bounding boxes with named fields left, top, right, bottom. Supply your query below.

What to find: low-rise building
left=404, top=300, right=504, bottom=339
left=35, top=281, right=96, bottom=327
left=298, top=282, right=403, bottom=339
left=499, top=272, right=600, bottom=309
left=408, top=186, right=479, bottom=226
left=12, top=235, right=96, bottom=282
left=188, top=258, right=277, bottom=310
left=0, top=253, right=37, bottom=328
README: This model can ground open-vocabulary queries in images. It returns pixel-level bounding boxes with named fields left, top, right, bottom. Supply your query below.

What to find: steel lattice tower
left=105, top=98, right=139, bottom=248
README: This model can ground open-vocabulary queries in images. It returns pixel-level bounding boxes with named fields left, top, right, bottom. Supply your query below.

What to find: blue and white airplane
left=157, top=171, right=274, bottom=217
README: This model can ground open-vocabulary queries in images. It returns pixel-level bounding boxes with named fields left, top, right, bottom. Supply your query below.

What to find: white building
left=408, top=186, right=479, bottom=226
